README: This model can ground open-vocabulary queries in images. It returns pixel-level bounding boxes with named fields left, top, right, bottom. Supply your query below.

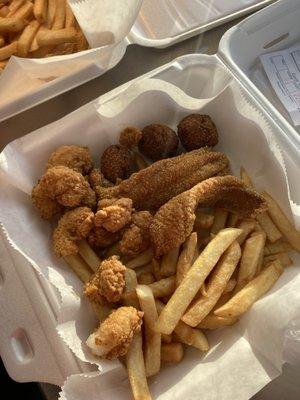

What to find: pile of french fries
left=62, top=166, right=300, bottom=400
left=0, top=0, right=88, bottom=72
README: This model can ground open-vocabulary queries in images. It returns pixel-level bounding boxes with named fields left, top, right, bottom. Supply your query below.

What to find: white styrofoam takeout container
left=0, top=0, right=273, bottom=122
left=0, top=0, right=299, bottom=393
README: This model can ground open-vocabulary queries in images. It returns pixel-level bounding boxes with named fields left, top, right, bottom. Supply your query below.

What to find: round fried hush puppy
left=119, top=126, right=142, bottom=149
left=53, top=207, right=94, bottom=257
left=119, top=211, right=153, bottom=258
left=86, top=306, right=143, bottom=359
left=95, top=198, right=133, bottom=233
left=84, top=256, right=126, bottom=303
left=100, top=145, right=134, bottom=183
left=88, top=226, right=123, bottom=248
left=89, top=168, right=114, bottom=190
left=138, top=124, right=179, bottom=161
left=32, top=166, right=96, bottom=219
left=177, top=114, right=218, bottom=151
left=46, top=145, right=93, bottom=175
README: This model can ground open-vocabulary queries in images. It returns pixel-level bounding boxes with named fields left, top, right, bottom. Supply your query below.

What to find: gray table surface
left=0, top=15, right=299, bottom=400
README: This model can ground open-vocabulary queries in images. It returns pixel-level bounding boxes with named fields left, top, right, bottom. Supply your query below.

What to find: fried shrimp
left=32, top=166, right=96, bottom=219
left=95, top=198, right=133, bottom=233
left=53, top=207, right=94, bottom=257
left=46, top=145, right=93, bottom=175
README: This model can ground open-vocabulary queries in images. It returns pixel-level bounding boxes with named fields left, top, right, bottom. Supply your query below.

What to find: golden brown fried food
left=95, top=198, right=133, bottom=233
left=84, top=256, right=126, bottom=303
left=101, top=145, right=134, bottom=183
left=32, top=166, right=96, bottom=219
left=99, top=149, right=230, bottom=211
left=86, top=306, right=143, bottom=359
left=119, top=211, right=153, bottom=258
left=88, top=168, right=113, bottom=190
left=53, top=207, right=94, bottom=257
left=150, top=176, right=267, bottom=256
left=46, top=145, right=93, bottom=175
left=88, top=226, right=123, bottom=248
left=119, top=126, right=142, bottom=149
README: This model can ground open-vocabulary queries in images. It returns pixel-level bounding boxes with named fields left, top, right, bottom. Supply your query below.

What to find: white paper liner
left=1, top=71, right=300, bottom=399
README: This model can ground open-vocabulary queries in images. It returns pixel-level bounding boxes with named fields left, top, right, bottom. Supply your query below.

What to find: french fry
left=147, top=276, right=176, bottom=298
left=213, top=292, right=231, bottom=309
left=138, top=272, right=155, bottom=285
left=182, top=241, right=241, bottom=327
left=176, top=232, right=197, bottom=287
left=63, top=253, right=92, bottom=283
left=154, top=228, right=242, bottom=335
left=17, top=19, right=39, bottom=57
left=36, top=27, right=77, bottom=46
left=0, top=6, right=9, bottom=17
left=211, top=209, right=228, bottom=234
left=151, top=258, right=161, bottom=281
left=234, top=232, right=266, bottom=293
left=256, top=212, right=282, bottom=243
left=197, top=314, right=238, bottom=330
left=136, top=285, right=161, bottom=377
left=161, top=343, right=184, bottom=363
left=8, top=0, right=25, bottom=14
left=75, top=29, right=88, bottom=52
left=264, top=240, right=292, bottom=255
left=161, top=334, right=172, bottom=343
left=46, top=0, right=56, bottom=28
left=214, top=260, right=283, bottom=318
left=223, top=278, right=237, bottom=294
left=262, top=191, right=300, bottom=251
left=135, top=263, right=152, bottom=277
left=227, top=213, right=239, bottom=227
left=126, top=248, right=153, bottom=269
left=14, top=1, right=33, bottom=20
left=133, top=152, right=148, bottom=171
left=155, top=300, right=173, bottom=344
left=240, top=167, right=253, bottom=188
left=160, top=246, right=180, bottom=278
left=0, top=34, right=4, bottom=46
left=194, top=211, right=214, bottom=230
left=236, top=219, right=256, bottom=244
left=0, top=16, right=25, bottom=32
left=0, top=40, right=17, bottom=60
left=29, top=23, right=44, bottom=52
left=52, top=0, right=65, bottom=29
left=0, top=59, right=8, bottom=71
left=122, top=268, right=139, bottom=309
left=199, top=282, right=208, bottom=297
left=263, top=252, right=293, bottom=268
left=65, top=1, right=75, bottom=28
left=174, top=321, right=209, bottom=351
left=33, top=0, right=47, bottom=23
left=91, top=301, right=112, bottom=323
left=78, top=239, right=101, bottom=272
left=126, top=332, right=152, bottom=400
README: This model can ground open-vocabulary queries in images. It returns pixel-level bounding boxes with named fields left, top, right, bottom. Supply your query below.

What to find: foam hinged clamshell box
left=0, top=1, right=300, bottom=399
left=0, top=0, right=273, bottom=122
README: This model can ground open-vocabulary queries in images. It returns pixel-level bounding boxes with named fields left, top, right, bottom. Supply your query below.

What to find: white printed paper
left=260, top=44, right=300, bottom=126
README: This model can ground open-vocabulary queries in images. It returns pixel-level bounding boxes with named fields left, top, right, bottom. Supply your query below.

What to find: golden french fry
left=0, top=6, right=9, bottom=17
left=182, top=241, right=241, bottom=327
left=29, top=23, right=44, bottom=52
left=47, top=0, right=56, bottom=28
left=211, top=209, right=228, bottom=234
left=0, top=40, right=17, bottom=60
left=236, top=219, right=256, bottom=244
left=135, top=263, right=152, bottom=277
left=214, top=260, right=283, bottom=318
left=65, top=2, right=75, bottom=28
left=223, top=278, right=236, bottom=294
left=161, top=343, right=184, bottom=363
left=264, top=240, right=292, bottom=255
left=37, top=27, right=77, bottom=46
left=151, top=258, right=161, bottom=281
left=75, top=29, right=88, bottom=52
left=147, top=276, right=176, bottom=298
left=0, top=16, right=25, bottom=32
left=126, top=248, right=153, bottom=269
left=262, top=191, right=300, bottom=251
left=8, top=0, right=25, bottom=14
left=0, top=34, right=4, bottom=46
left=154, top=300, right=173, bottom=343
left=176, top=232, right=197, bottom=287
left=126, top=332, right=152, bottom=400
left=155, top=228, right=242, bottom=335
left=91, top=301, right=112, bottom=323
left=17, top=19, right=39, bottom=57
left=64, top=253, right=92, bottom=283
left=138, top=272, right=155, bottom=285
left=234, top=232, right=266, bottom=293
left=263, top=252, right=293, bottom=268
left=160, top=246, right=180, bottom=278
left=199, top=282, right=208, bottom=297
left=161, top=333, right=172, bottom=343
left=78, top=240, right=100, bottom=272
left=133, top=152, right=148, bottom=171
left=52, top=0, right=65, bottom=29
left=14, top=1, right=33, bottom=19
left=136, top=285, right=161, bottom=377
left=194, top=211, right=214, bottom=230
left=122, top=268, right=139, bottom=309
left=33, top=0, right=47, bottom=23
left=213, top=292, right=231, bottom=310
left=197, top=314, right=238, bottom=330
left=240, top=167, right=253, bottom=188
left=174, top=321, right=209, bottom=351
left=256, top=212, right=282, bottom=243
left=227, top=213, right=239, bottom=227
